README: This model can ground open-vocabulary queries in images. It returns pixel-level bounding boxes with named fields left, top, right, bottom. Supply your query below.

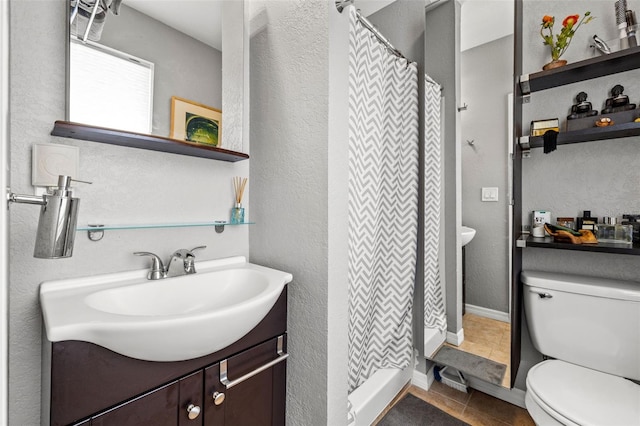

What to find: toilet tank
left=522, top=271, right=640, bottom=381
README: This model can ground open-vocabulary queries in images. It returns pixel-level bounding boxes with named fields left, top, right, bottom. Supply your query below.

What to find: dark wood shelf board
left=521, top=46, right=640, bottom=94
left=52, top=121, right=249, bottom=162
left=524, top=121, right=640, bottom=148
left=526, top=236, right=640, bottom=255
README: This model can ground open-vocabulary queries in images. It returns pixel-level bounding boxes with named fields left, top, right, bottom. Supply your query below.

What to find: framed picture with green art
left=170, top=96, right=221, bottom=147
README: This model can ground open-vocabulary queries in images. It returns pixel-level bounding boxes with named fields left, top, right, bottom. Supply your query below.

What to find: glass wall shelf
left=77, top=222, right=254, bottom=231
left=78, top=221, right=254, bottom=240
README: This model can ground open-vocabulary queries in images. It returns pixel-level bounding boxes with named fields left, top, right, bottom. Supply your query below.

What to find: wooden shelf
left=519, top=46, right=640, bottom=94
left=520, top=121, right=640, bottom=149
left=52, top=121, right=249, bottom=162
left=523, top=235, right=640, bottom=256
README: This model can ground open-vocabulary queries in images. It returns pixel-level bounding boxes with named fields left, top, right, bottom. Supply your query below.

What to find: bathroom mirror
left=66, top=0, right=246, bottom=152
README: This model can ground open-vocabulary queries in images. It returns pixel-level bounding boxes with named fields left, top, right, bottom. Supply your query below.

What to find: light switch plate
left=481, top=187, right=499, bottom=202
left=32, top=144, right=79, bottom=187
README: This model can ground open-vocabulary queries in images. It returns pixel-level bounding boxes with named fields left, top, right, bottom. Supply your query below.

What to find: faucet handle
left=134, top=252, right=165, bottom=280
left=187, top=245, right=207, bottom=256
left=183, top=246, right=206, bottom=274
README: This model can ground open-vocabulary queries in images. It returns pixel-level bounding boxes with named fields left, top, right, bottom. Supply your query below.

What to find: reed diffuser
left=231, top=176, right=247, bottom=224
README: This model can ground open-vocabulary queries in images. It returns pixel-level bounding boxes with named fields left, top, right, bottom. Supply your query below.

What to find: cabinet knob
left=186, top=404, right=201, bottom=420
left=212, top=391, right=225, bottom=405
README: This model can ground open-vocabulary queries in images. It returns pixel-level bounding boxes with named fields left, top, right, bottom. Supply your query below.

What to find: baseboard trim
left=465, top=304, right=510, bottom=323
left=411, top=367, right=434, bottom=392
left=466, top=377, right=527, bottom=408
left=446, top=328, right=464, bottom=346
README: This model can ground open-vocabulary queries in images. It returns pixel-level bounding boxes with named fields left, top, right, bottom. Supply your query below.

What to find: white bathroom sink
left=461, top=226, right=476, bottom=246
left=40, top=256, right=292, bottom=362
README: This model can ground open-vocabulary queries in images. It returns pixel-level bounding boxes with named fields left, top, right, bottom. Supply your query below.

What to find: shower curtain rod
left=336, top=0, right=406, bottom=60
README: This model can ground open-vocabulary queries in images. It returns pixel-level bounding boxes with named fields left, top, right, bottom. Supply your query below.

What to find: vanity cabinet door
left=179, top=371, right=204, bottom=426
left=91, top=381, right=179, bottom=426
left=89, top=370, right=203, bottom=426
left=203, top=336, right=287, bottom=426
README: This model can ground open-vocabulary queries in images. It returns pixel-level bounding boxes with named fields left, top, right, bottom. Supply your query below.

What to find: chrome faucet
left=166, top=246, right=206, bottom=277
left=134, top=246, right=206, bottom=280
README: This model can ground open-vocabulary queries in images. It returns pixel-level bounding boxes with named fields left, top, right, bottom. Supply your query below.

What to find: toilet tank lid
left=522, top=271, right=640, bottom=302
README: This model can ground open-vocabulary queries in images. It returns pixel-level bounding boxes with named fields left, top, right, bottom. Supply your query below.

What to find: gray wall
left=249, top=1, right=338, bottom=424
left=98, top=4, right=222, bottom=137
left=8, top=1, right=248, bottom=424
left=516, top=0, right=640, bottom=388
left=461, top=35, right=513, bottom=313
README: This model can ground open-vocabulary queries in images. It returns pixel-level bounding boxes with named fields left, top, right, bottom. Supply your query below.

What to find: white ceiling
left=460, top=0, right=514, bottom=51
left=122, top=0, right=222, bottom=51
left=121, top=0, right=513, bottom=54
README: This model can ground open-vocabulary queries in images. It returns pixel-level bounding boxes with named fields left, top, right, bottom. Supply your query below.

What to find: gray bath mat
left=431, top=346, right=506, bottom=386
left=377, top=394, right=469, bottom=426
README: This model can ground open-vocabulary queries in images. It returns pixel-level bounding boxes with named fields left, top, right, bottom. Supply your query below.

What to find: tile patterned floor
left=374, top=382, right=535, bottom=426
left=446, top=313, right=512, bottom=388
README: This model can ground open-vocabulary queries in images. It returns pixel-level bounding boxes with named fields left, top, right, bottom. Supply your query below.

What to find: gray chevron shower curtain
left=346, top=6, right=420, bottom=392
left=423, top=78, right=447, bottom=335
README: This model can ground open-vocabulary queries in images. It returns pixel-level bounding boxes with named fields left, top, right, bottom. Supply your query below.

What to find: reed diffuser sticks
left=233, top=176, right=248, bottom=205
left=231, top=177, right=248, bottom=224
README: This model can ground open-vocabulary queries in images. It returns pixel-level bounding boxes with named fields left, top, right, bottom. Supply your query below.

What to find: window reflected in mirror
left=69, top=39, right=154, bottom=133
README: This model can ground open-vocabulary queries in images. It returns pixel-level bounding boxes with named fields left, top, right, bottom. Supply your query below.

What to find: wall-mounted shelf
left=517, top=235, right=640, bottom=256
left=52, top=121, right=249, bottom=162
left=519, top=121, right=640, bottom=150
left=519, top=46, right=640, bottom=95
left=77, top=222, right=254, bottom=231
left=79, top=221, right=254, bottom=240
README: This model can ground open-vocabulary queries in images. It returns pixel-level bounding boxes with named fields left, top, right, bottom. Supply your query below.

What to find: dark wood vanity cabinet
left=204, top=337, right=286, bottom=426
left=91, top=379, right=181, bottom=426
left=47, top=289, right=287, bottom=426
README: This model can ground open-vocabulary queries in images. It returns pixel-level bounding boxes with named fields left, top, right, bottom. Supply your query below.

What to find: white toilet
left=522, top=270, right=640, bottom=426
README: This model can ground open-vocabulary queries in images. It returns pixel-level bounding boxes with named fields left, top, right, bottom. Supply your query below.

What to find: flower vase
left=542, top=59, right=567, bottom=71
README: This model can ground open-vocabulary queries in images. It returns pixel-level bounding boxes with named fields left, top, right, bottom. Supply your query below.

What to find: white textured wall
left=461, top=35, right=513, bottom=313
left=8, top=1, right=248, bottom=424
left=249, top=1, right=340, bottom=424
left=327, top=3, right=350, bottom=423
left=516, top=0, right=640, bottom=388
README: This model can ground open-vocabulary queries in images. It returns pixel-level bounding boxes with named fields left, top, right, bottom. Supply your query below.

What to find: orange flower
left=563, top=15, right=580, bottom=27
left=541, top=15, right=554, bottom=28
left=540, top=11, right=593, bottom=61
